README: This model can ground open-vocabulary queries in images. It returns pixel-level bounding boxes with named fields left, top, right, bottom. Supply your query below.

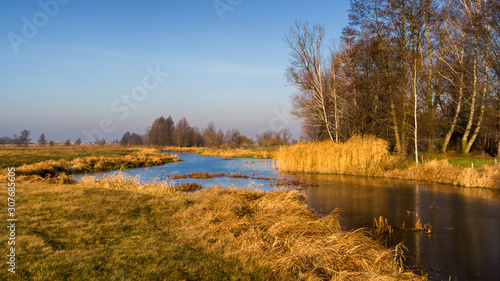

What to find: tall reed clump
left=275, top=135, right=390, bottom=175
left=176, top=187, right=418, bottom=280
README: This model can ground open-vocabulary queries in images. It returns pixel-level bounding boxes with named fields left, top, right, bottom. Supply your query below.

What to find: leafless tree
left=286, top=22, right=335, bottom=141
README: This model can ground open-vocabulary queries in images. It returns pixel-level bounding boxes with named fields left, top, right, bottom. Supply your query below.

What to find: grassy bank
left=0, top=145, right=139, bottom=169
left=381, top=160, right=500, bottom=188
left=162, top=145, right=278, bottom=159
left=0, top=179, right=418, bottom=280
left=420, top=151, right=497, bottom=169
left=1, top=147, right=177, bottom=183
left=275, top=136, right=500, bottom=189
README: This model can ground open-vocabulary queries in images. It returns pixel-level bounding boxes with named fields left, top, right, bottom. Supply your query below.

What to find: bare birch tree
left=460, top=0, right=490, bottom=154
left=286, top=22, right=335, bottom=142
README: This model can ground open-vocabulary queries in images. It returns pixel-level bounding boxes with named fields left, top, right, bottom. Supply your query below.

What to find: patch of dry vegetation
left=1, top=148, right=177, bottom=182
left=178, top=187, right=417, bottom=280
left=161, top=146, right=202, bottom=152
left=78, top=173, right=201, bottom=194
left=1, top=182, right=271, bottom=280
left=0, top=145, right=138, bottom=168
left=160, top=145, right=277, bottom=158
left=275, top=135, right=390, bottom=174
left=200, top=147, right=275, bottom=159
left=3, top=177, right=417, bottom=280
left=381, top=160, right=500, bottom=188
left=275, top=136, right=500, bottom=188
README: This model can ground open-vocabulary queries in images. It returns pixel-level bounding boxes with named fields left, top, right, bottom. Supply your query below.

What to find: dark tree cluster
left=2, top=130, right=32, bottom=146
left=287, top=0, right=500, bottom=158
left=120, top=132, right=145, bottom=147
left=256, top=129, right=292, bottom=146
left=143, top=116, right=254, bottom=148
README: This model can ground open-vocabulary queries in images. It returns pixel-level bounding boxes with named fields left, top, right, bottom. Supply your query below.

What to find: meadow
left=2, top=141, right=495, bottom=279
left=0, top=144, right=424, bottom=279
left=0, top=145, right=140, bottom=169
left=0, top=178, right=418, bottom=280
left=0, top=145, right=177, bottom=183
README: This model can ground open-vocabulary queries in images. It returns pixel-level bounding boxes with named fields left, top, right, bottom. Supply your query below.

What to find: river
left=77, top=152, right=500, bottom=280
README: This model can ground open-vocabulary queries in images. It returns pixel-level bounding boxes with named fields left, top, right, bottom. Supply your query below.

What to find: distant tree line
left=286, top=0, right=500, bottom=159
left=2, top=119, right=293, bottom=148
left=1, top=130, right=31, bottom=146
left=134, top=116, right=291, bottom=148
left=256, top=129, right=292, bottom=146
left=0, top=130, right=85, bottom=147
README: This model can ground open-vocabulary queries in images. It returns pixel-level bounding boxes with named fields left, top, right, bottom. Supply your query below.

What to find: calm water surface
left=78, top=152, right=500, bottom=281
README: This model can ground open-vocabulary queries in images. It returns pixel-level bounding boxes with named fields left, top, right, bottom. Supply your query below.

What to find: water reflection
left=302, top=174, right=500, bottom=280
left=74, top=152, right=282, bottom=191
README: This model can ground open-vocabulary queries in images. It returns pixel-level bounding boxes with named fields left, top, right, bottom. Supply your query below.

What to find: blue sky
left=0, top=0, right=350, bottom=143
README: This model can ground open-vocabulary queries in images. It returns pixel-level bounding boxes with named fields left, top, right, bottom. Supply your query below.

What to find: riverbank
left=162, top=145, right=277, bottom=159
left=0, top=145, right=142, bottom=168
left=0, top=146, right=178, bottom=183
left=275, top=136, right=500, bottom=189
left=0, top=179, right=418, bottom=280
left=5, top=143, right=498, bottom=188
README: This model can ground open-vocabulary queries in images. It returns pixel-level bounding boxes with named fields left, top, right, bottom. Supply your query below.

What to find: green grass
left=421, top=152, right=497, bottom=169
left=0, top=145, right=140, bottom=169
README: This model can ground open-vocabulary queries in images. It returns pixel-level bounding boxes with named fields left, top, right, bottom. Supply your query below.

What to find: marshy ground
left=0, top=144, right=422, bottom=280
left=0, top=180, right=418, bottom=280
left=1, top=142, right=497, bottom=280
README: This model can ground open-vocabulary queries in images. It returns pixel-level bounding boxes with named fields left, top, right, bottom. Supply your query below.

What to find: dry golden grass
left=275, top=136, right=500, bottom=188
left=175, top=187, right=417, bottom=280
left=275, top=135, right=390, bottom=175
left=161, top=145, right=276, bottom=158
left=161, top=146, right=202, bottom=152
left=2, top=148, right=177, bottom=182
left=381, top=160, right=500, bottom=188
left=77, top=176, right=418, bottom=280
left=161, top=146, right=277, bottom=159
left=200, top=147, right=274, bottom=159
left=0, top=144, right=139, bottom=168
left=78, top=173, right=200, bottom=194
left=0, top=171, right=420, bottom=280
left=1, top=182, right=274, bottom=280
